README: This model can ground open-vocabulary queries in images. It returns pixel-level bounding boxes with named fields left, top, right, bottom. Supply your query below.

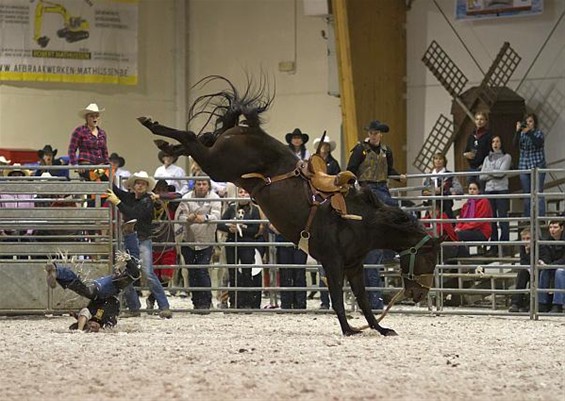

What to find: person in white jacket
left=174, top=175, right=221, bottom=310
left=154, top=150, right=189, bottom=196
left=479, top=135, right=512, bottom=256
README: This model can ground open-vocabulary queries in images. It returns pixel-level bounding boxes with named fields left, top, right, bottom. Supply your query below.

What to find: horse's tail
left=187, top=74, right=274, bottom=139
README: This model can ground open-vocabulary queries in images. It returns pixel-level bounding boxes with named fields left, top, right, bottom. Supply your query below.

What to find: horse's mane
left=186, top=74, right=274, bottom=142
left=355, top=188, right=425, bottom=235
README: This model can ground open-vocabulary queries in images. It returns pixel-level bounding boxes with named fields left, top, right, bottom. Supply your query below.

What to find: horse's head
left=398, top=234, right=442, bottom=303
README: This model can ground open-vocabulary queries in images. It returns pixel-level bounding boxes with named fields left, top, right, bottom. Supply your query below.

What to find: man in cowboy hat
left=68, top=102, right=109, bottom=179
left=347, top=119, right=407, bottom=311
left=109, top=152, right=131, bottom=188
left=106, top=171, right=173, bottom=319
left=285, top=128, right=310, bottom=160
left=154, top=150, right=189, bottom=196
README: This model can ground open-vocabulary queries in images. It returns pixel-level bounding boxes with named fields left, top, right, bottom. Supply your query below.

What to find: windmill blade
left=422, top=40, right=469, bottom=98
left=477, top=42, right=522, bottom=107
left=413, top=114, right=454, bottom=173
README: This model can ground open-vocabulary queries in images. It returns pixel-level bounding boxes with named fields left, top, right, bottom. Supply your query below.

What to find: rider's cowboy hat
left=109, top=152, right=126, bottom=168
left=125, top=171, right=156, bottom=191
left=285, top=128, right=309, bottom=145
left=38, top=145, right=58, bottom=158
left=3, top=163, right=31, bottom=177
left=312, top=135, right=336, bottom=152
left=78, top=103, right=105, bottom=119
left=0, top=155, right=11, bottom=165
left=158, top=150, right=179, bottom=164
left=364, top=120, right=389, bottom=133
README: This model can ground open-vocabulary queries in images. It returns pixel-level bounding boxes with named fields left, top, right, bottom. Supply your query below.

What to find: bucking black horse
left=138, top=75, right=441, bottom=336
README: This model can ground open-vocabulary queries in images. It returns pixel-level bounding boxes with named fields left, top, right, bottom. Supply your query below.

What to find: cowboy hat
left=157, top=150, right=179, bottom=164
left=0, top=155, right=11, bottom=165
left=109, top=152, right=126, bottom=168
left=3, top=163, right=31, bottom=177
left=38, top=145, right=58, bottom=158
left=78, top=103, right=105, bottom=119
left=364, top=120, right=390, bottom=133
left=285, top=128, right=309, bottom=145
left=312, top=135, right=336, bottom=152
left=125, top=171, right=156, bottom=191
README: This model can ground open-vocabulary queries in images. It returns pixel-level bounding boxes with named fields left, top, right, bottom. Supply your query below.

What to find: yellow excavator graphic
left=34, top=0, right=89, bottom=48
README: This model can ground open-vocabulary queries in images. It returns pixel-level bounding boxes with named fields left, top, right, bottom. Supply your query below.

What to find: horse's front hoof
left=154, top=139, right=171, bottom=150
left=137, top=116, right=157, bottom=127
left=381, top=328, right=398, bottom=337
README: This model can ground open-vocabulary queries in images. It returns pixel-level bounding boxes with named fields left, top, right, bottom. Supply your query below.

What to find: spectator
left=44, top=220, right=141, bottom=331
left=454, top=182, right=493, bottom=257
left=538, top=219, right=564, bottom=313
left=109, top=152, right=131, bottom=189
left=0, top=165, right=35, bottom=248
left=286, top=128, right=310, bottom=160
left=422, top=152, right=463, bottom=219
left=154, top=150, right=189, bottom=196
left=146, top=180, right=180, bottom=311
left=514, top=113, right=547, bottom=217
left=422, top=200, right=459, bottom=261
left=508, top=226, right=550, bottom=313
left=270, top=222, right=307, bottom=310
left=347, top=119, right=407, bottom=309
left=463, top=111, right=492, bottom=186
left=34, top=145, right=68, bottom=178
left=218, top=188, right=262, bottom=309
left=187, top=159, right=227, bottom=197
left=479, top=136, right=512, bottom=256
left=68, top=103, right=109, bottom=181
left=106, top=171, right=172, bottom=319
left=0, top=155, right=11, bottom=166
left=312, top=134, right=340, bottom=175
left=175, top=175, right=221, bottom=310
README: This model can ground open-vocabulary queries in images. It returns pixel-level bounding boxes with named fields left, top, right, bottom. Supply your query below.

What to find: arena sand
left=0, top=304, right=563, bottom=401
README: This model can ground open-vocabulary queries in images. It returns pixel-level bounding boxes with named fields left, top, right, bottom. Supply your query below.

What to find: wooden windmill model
left=413, top=41, right=524, bottom=189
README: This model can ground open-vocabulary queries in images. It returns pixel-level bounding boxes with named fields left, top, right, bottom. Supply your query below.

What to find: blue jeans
left=520, top=172, right=545, bottom=217
left=123, top=238, right=170, bottom=311
left=181, top=246, right=213, bottom=308
left=554, top=268, right=565, bottom=305
left=55, top=232, right=140, bottom=299
left=486, top=191, right=509, bottom=242
left=538, top=267, right=556, bottom=304
left=364, top=249, right=384, bottom=309
left=364, top=182, right=398, bottom=207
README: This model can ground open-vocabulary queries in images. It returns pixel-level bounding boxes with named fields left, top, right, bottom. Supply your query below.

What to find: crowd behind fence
left=0, top=164, right=564, bottom=318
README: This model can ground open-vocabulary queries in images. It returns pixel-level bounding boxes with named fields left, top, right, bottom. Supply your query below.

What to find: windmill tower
left=414, top=41, right=524, bottom=189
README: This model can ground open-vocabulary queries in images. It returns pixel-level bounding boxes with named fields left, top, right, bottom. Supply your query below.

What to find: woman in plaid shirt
left=514, top=113, right=546, bottom=217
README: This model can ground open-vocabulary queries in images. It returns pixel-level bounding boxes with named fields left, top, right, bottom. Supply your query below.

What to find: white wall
left=406, top=0, right=565, bottom=173
left=187, top=0, right=343, bottom=162
left=0, top=0, right=181, bottom=174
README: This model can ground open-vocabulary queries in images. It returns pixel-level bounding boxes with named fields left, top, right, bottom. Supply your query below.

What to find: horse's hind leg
left=346, top=264, right=397, bottom=336
left=137, top=117, right=197, bottom=145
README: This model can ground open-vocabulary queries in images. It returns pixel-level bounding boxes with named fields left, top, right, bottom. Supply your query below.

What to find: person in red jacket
left=455, top=182, right=493, bottom=257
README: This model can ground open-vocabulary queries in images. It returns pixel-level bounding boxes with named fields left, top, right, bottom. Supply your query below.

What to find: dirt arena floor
left=1, top=300, right=563, bottom=401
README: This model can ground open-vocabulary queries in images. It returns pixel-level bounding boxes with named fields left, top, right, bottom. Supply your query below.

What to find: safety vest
left=357, top=143, right=388, bottom=183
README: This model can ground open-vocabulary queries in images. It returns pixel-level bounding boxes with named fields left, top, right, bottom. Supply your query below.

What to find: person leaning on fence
left=34, top=145, right=68, bottom=178
left=479, top=135, right=512, bottom=256
left=513, top=113, right=547, bottom=217
left=109, top=152, right=131, bottom=189
left=454, top=182, right=493, bottom=258
left=538, top=219, right=565, bottom=313
left=68, top=103, right=109, bottom=181
left=44, top=220, right=140, bottom=332
left=217, top=187, right=262, bottom=309
left=508, top=226, right=550, bottom=313
left=422, top=152, right=463, bottom=219
left=106, top=171, right=172, bottom=319
left=175, top=174, right=221, bottom=311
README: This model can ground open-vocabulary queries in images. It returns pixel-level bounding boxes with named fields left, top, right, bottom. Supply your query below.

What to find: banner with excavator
left=0, top=0, right=137, bottom=85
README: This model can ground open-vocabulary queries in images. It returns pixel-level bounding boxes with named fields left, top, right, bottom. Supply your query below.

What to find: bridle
left=398, top=234, right=434, bottom=290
